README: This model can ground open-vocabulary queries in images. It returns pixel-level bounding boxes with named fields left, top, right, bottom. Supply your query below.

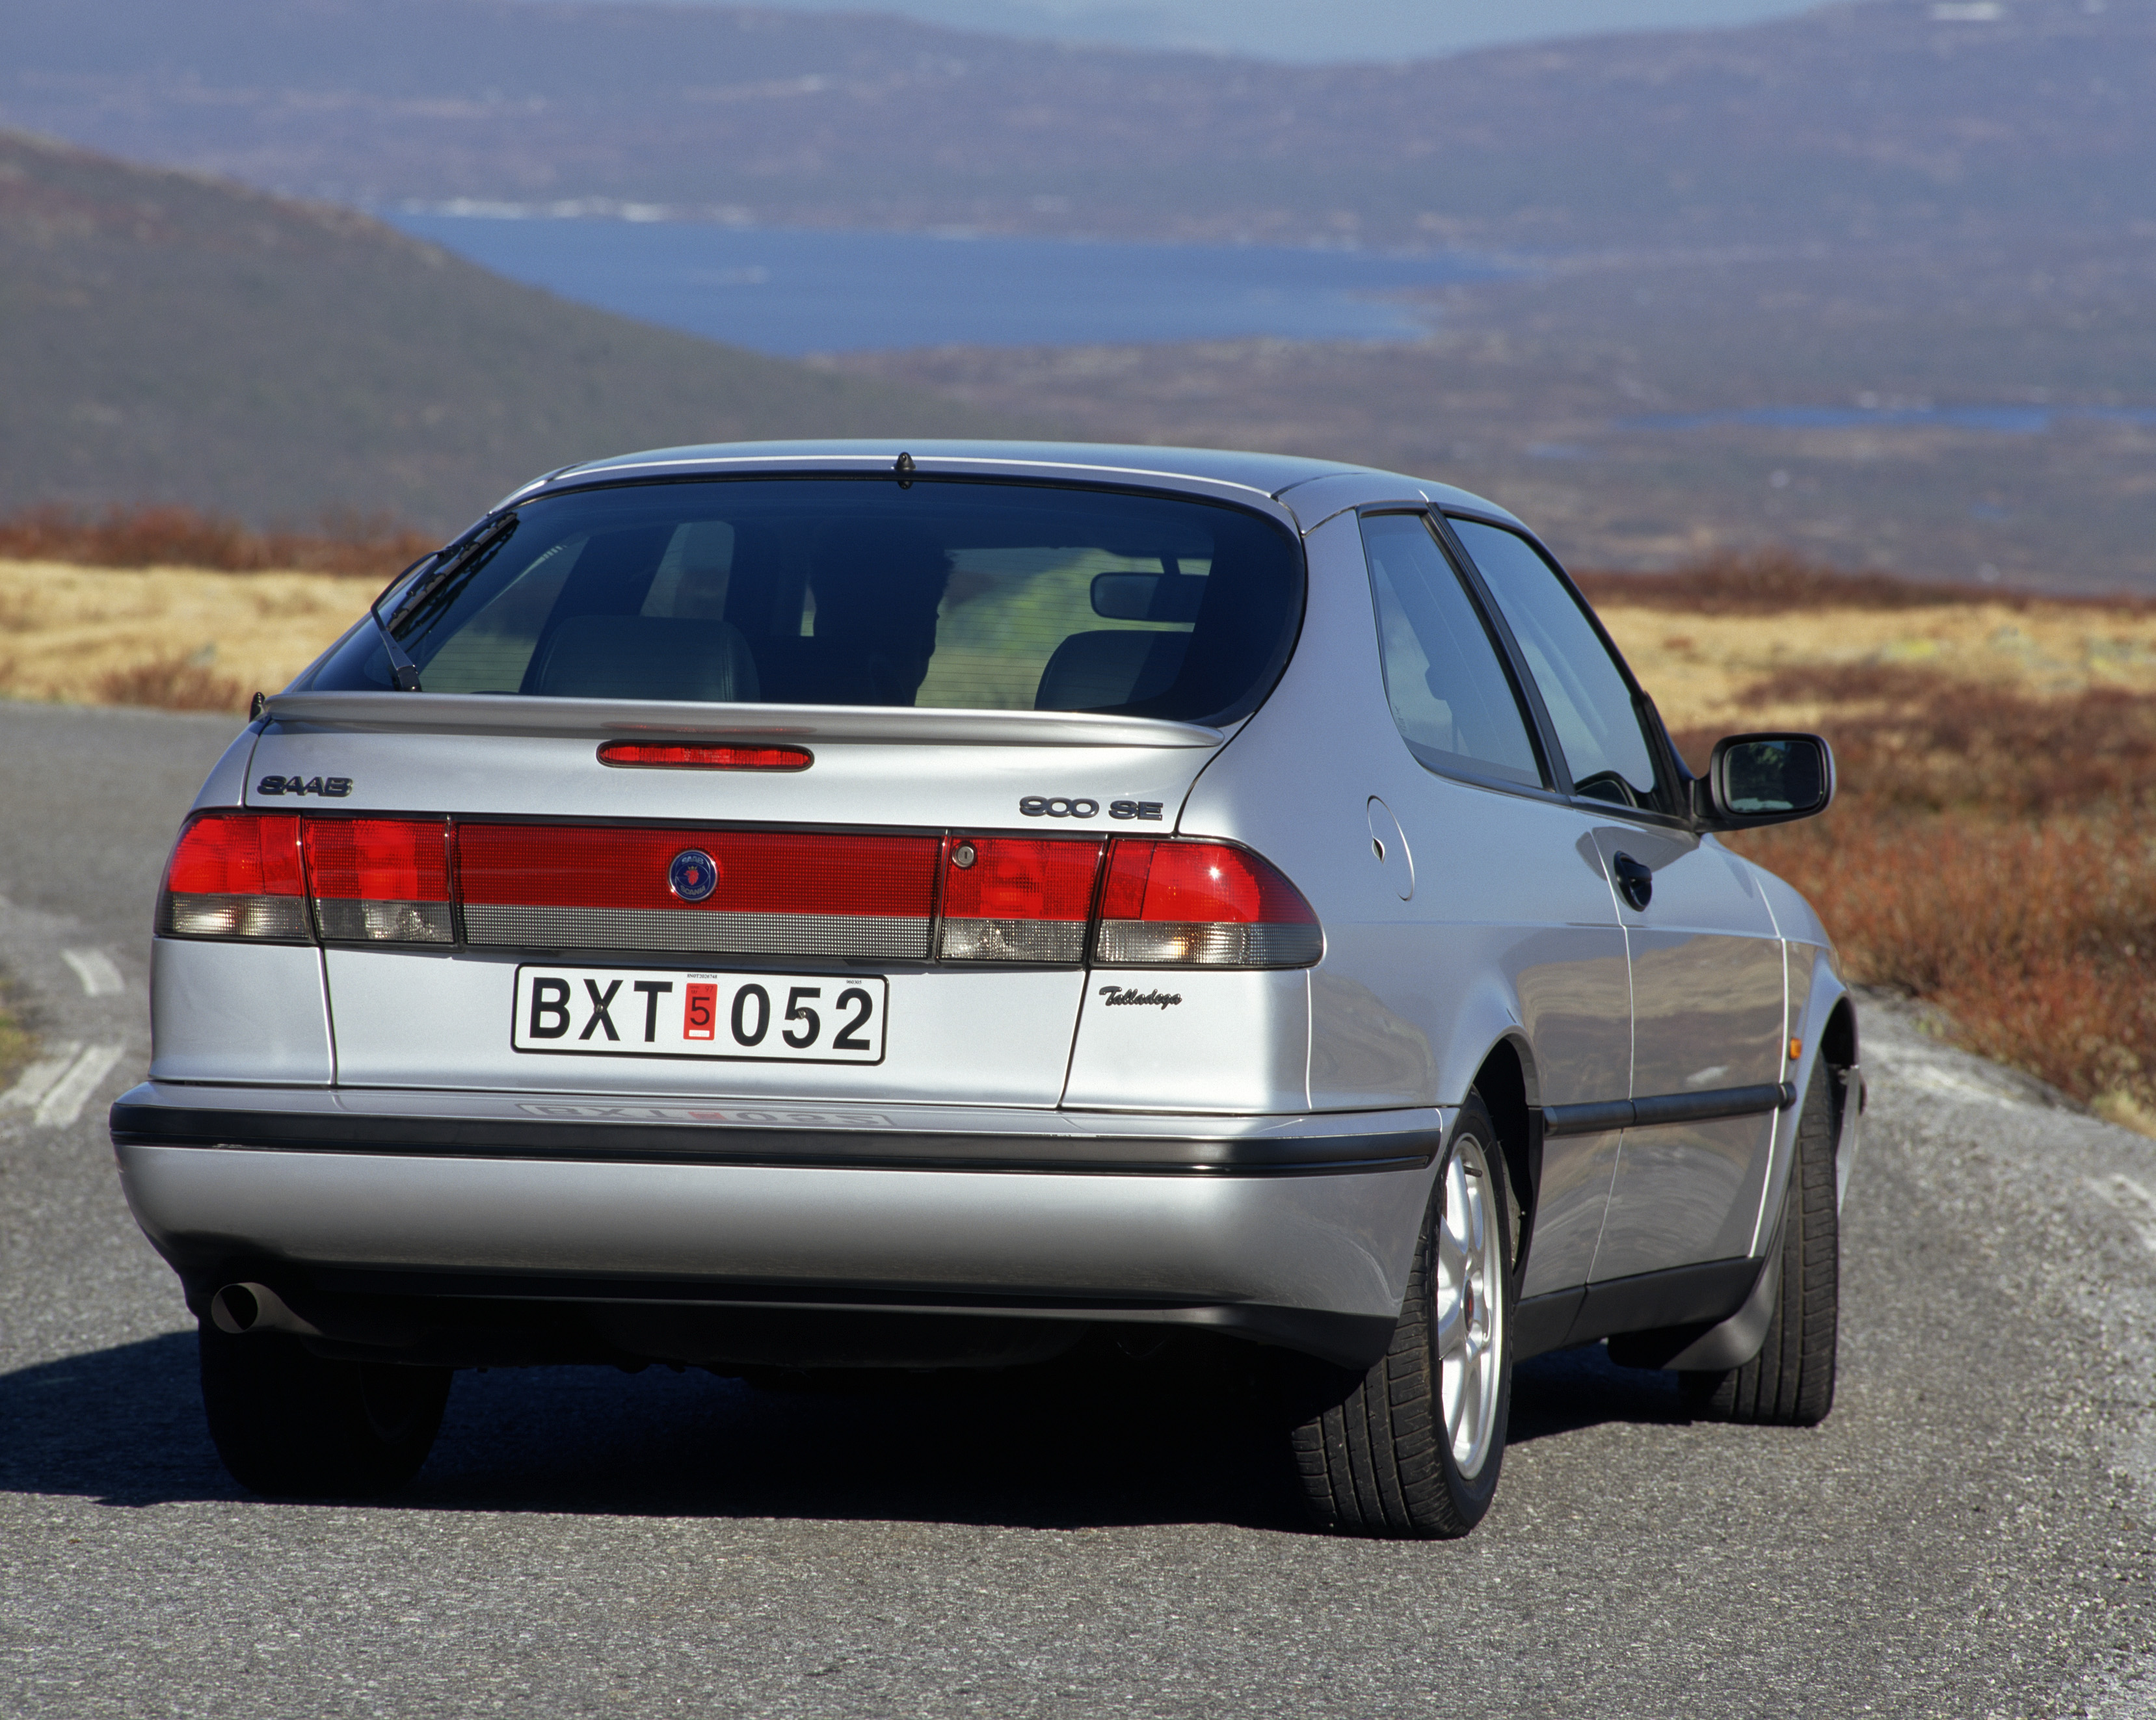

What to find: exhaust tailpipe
left=209, top=1282, right=321, bottom=1338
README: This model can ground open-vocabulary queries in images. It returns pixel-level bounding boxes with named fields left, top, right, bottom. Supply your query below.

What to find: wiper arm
left=364, top=514, right=519, bottom=693
left=371, top=553, right=436, bottom=691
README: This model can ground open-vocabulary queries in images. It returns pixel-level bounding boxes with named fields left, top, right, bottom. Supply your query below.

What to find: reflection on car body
left=111, top=441, right=1857, bottom=1536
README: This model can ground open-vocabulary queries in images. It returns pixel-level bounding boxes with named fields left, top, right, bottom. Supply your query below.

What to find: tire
left=200, top=1322, right=451, bottom=1498
left=1681, top=1059, right=1839, bottom=1425
left=1290, top=1094, right=1515, bottom=1538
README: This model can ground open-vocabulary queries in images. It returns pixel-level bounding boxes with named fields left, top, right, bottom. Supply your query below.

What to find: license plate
left=512, top=966, right=886, bottom=1065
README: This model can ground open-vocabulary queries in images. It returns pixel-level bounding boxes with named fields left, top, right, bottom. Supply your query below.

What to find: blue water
left=385, top=213, right=1501, bottom=354
left=1624, top=403, right=2156, bottom=434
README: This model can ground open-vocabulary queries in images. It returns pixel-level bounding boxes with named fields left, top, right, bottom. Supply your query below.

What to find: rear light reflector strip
left=456, top=825, right=940, bottom=960
left=158, top=819, right=1323, bottom=968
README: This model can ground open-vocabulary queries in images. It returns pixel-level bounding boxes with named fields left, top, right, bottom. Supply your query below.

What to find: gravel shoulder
left=1, top=699, right=2153, bottom=1718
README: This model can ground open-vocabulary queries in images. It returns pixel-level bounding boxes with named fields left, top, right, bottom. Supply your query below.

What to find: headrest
left=529, top=616, right=761, bottom=703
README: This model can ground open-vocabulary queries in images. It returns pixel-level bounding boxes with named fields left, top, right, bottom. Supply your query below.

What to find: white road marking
left=1, top=1042, right=126, bottom=1128
left=30, top=1042, right=126, bottom=1128
left=2, top=1041, right=83, bottom=1112
left=2094, top=1175, right=2156, bottom=1258
left=60, top=947, right=125, bottom=998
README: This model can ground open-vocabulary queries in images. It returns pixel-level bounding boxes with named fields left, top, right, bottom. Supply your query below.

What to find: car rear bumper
left=111, top=1083, right=1445, bottom=1368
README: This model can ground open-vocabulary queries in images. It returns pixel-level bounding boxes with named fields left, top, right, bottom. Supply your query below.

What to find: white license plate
left=512, top=966, right=886, bottom=1065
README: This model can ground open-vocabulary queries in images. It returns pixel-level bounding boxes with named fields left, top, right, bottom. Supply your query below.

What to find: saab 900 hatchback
left=111, top=442, right=1859, bottom=1537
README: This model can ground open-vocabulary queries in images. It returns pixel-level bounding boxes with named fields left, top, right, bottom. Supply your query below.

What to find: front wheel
left=1681, top=1059, right=1839, bottom=1424
left=200, top=1322, right=451, bottom=1498
left=1290, top=1094, right=1514, bottom=1537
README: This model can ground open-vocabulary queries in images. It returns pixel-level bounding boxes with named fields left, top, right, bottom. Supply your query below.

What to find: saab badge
left=668, top=849, right=719, bottom=903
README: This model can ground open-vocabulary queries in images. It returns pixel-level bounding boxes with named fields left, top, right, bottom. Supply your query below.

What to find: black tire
left=1290, top=1094, right=1515, bottom=1538
left=1681, top=1060, right=1839, bottom=1425
left=200, top=1322, right=451, bottom=1498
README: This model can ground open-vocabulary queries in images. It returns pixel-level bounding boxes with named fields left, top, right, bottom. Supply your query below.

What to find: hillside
left=0, top=132, right=1019, bottom=530
left=3, top=0, right=2152, bottom=250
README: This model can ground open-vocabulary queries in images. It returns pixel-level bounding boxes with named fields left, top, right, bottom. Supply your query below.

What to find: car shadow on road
left=1, top=1329, right=1691, bottom=1530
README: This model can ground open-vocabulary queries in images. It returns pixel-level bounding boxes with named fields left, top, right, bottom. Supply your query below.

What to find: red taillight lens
left=1096, top=840, right=1321, bottom=967
left=598, top=743, right=812, bottom=771
left=304, top=819, right=454, bottom=944
left=936, top=838, right=1105, bottom=962
left=158, top=813, right=309, bottom=940
left=455, top=825, right=941, bottom=960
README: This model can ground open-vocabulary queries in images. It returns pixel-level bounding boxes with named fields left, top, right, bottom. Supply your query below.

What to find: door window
left=1359, top=513, right=1545, bottom=789
left=1450, top=518, right=1662, bottom=812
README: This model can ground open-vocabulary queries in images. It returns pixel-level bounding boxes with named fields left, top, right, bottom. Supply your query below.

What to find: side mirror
left=1693, top=733, right=1835, bottom=828
left=1091, top=572, right=1206, bottom=624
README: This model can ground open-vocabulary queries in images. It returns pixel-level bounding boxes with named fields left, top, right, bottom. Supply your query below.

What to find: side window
left=1359, top=512, right=1545, bottom=789
left=1449, top=518, right=1662, bottom=812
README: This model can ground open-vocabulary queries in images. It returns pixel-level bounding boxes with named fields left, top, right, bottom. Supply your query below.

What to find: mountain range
left=4, top=0, right=2151, bottom=252
left=0, top=131, right=1013, bottom=531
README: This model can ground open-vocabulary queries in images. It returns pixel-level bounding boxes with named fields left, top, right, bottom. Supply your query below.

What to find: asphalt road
left=3, top=698, right=2155, bottom=1718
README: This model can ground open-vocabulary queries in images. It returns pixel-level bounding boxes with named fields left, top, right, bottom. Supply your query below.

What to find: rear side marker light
left=158, top=813, right=308, bottom=940
left=1096, top=840, right=1322, bottom=968
left=304, top=818, right=455, bottom=944
left=598, top=742, right=812, bottom=771
left=937, top=837, right=1105, bottom=963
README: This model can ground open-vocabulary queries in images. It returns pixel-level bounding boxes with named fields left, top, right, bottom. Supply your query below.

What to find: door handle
left=1612, top=851, right=1653, bottom=911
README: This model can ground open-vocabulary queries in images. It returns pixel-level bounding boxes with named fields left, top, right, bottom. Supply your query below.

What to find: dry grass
left=0, top=505, right=433, bottom=580
left=0, top=559, right=377, bottom=711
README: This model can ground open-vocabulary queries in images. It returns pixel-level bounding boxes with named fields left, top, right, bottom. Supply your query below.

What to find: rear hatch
left=221, top=471, right=1307, bottom=1107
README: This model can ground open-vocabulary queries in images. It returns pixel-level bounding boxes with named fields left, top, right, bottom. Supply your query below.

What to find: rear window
left=307, top=477, right=1304, bottom=724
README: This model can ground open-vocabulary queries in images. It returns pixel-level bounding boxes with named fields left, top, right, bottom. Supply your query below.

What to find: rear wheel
left=1681, top=1060, right=1839, bottom=1424
left=200, top=1323, right=451, bottom=1498
left=1290, top=1095, right=1514, bottom=1537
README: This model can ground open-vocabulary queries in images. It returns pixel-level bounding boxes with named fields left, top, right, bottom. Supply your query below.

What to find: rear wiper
left=366, top=514, right=520, bottom=693
left=370, top=553, right=436, bottom=691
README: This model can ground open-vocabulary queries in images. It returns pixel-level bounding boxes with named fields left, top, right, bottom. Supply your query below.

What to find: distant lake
left=384, top=212, right=1500, bottom=354
left=1624, top=404, right=2156, bottom=434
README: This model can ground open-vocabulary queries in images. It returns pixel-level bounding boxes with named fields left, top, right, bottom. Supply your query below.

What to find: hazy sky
left=680, top=0, right=1828, bottom=62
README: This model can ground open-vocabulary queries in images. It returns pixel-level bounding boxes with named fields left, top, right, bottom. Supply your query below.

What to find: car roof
left=511, top=440, right=1524, bottom=530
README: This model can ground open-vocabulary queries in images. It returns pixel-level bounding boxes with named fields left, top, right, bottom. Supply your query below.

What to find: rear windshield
left=306, top=477, right=1304, bottom=724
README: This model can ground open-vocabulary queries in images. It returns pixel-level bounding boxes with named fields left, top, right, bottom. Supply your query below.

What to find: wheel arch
left=1467, top=1032, right=1537, bottom=1277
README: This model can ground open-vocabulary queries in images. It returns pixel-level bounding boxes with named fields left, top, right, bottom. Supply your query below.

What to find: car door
left=1353, top=511, right=1632, bottom=1299
left=1448, top=516, right=1788, bottom=1281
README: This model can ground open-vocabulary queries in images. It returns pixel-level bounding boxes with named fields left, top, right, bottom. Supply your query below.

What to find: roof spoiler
left=261, top=693, right=1228, bottom=750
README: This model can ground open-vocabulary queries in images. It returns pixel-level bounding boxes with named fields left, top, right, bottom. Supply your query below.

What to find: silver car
left=111, top=442, right=1857, bottom=1537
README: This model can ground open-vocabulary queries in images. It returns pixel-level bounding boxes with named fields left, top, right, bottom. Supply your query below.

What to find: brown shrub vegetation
left=1675, top=671, right=2156, bottom=1117
left=93, top=655, right=246, bottom=713
left=1577, top=545, right=2156, bottom=616
left=0, top=505, right=434, bottom=581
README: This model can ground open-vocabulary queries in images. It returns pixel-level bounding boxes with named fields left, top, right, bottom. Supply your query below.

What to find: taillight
left=158, top=813, right=308, bottom=940
left=597, top=742, right=812, bottom=771
left=1096, top=839, right=1322, bottom=968
left=937, top=838, right=1105, bottom=962
left=153, top=815, right=1324, bottom=969
left=304, top=818, right=454, bottom=944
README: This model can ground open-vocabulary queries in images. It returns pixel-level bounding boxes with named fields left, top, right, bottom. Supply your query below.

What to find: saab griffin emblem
left=668, top=848, right=720, bottom=902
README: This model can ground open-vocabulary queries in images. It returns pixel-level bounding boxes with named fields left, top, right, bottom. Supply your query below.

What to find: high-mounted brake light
left=937, top=837, right=1105, bottom=962
left=597, top=743, right=812, bottom=771
left=1096, top=840, right=1322, bottom=968
left=304, top=818, right=455, bottom=944
left=158, top=813, right=308, bottom=940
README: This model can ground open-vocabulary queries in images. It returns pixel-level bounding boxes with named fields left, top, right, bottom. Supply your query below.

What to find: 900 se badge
left=512, top=965, right=886, bottom=1065
left=1020, top=797, right=1162, bottom=820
